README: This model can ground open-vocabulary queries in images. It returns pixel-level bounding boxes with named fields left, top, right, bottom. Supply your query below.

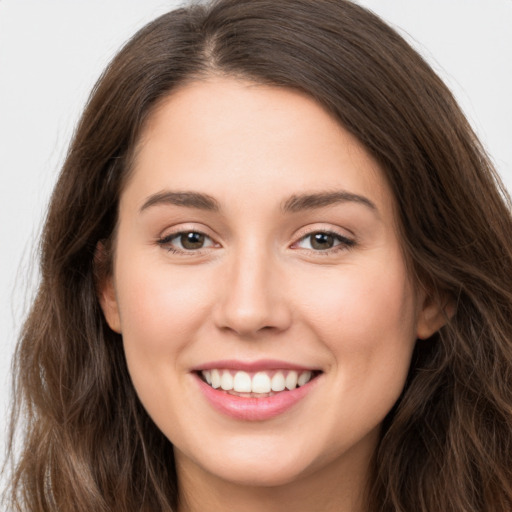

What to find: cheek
left=113, top=256, right=219, bottom=430
left=114, top=254, right=215, bottom=365
left=297, top=255, right=418, bottom=389
left=318, top=244, right=414, bottom=324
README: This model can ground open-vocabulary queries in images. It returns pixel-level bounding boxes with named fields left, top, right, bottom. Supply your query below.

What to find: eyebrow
left=140, top=191, right=220, bottom=213
left=281, top=191, right=377, bottom=214
left=139, top=189, right=377, bottom=215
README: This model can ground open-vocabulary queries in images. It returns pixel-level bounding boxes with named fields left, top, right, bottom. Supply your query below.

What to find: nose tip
left=217, top=300, right=285, bottom=337
left=213, top=256, right=292, bottom=338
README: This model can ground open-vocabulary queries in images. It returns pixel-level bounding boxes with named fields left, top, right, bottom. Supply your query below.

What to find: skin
left=99, top=77, right=445, bottom=512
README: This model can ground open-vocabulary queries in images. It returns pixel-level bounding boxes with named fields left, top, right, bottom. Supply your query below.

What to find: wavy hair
left=6, top=0, right=512, bottom=510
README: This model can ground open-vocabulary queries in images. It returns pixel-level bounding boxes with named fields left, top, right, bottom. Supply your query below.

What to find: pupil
left=181, top=232, right=204, bottom=250
left=311, top=233, right=334, bottom=250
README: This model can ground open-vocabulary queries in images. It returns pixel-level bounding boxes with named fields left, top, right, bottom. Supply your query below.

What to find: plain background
left=1, top=0, right=511, bottom=474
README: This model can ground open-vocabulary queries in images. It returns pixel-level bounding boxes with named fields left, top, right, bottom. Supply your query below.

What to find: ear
left=416, top=290, right=455, bottom=340
left=94, top=241, right=122, bottom=334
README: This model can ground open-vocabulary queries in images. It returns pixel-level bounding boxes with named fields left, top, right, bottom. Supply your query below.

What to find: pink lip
left=194, top=372, right=321, bottom=421
left=191, top=359, right=318, bottom=372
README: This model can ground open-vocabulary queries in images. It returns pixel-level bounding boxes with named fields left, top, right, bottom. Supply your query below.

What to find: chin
left=176, top=434, right=320, bottom=488
left=205, top=457, right=312, bottom=488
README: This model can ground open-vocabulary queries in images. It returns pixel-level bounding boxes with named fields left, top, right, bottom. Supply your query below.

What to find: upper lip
left=191, top=359, right=321, bottom=372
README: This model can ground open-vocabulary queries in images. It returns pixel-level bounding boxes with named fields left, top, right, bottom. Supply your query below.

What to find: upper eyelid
left=292, top=231, right=354, bottom=248
left=296, top=229, right=351, bottom=240
left=159, top=229, right=210, bottom=241
left=158, top=230, right=217, bottom=245
left=156, top=231, right=219, bottom=256
left=292, top=224, right=355, bottom=242
left=155, top=224, right=355, bottom=247
left=158, top=223, right=216, bottom=239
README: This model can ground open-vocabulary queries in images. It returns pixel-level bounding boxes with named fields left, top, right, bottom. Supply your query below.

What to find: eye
left=158, top=231, right=217, bottom=252
left=294, top=231, right=355, bottom=252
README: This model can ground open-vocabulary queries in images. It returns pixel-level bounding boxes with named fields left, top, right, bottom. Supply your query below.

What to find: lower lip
left=195, top=374, right=320, bottom=421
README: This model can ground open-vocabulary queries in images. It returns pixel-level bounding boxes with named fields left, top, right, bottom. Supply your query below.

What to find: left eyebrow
left=139, top=190, right=220, bottom=213
left=281, top=191, right=378, bottom=214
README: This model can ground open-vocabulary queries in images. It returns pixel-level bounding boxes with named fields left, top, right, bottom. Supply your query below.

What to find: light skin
left=99, top=77, right=446, bottom=512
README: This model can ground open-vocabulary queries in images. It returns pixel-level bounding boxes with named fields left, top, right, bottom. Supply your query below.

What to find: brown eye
left=310, top=232, right=335, bottom=250
left=180, top=232, right=205, bottom=250
left=158, top=231, right=216, bottom=253
left=294, top=231, right=355, bottom=252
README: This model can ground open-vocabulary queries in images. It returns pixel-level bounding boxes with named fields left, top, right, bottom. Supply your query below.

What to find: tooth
left=233, top=371, right=252, bottom=392
left=211, top=369, right=221, bottom=389
left=252, top=372, right=271, bottom=393
left=271, top=371, right=286, bottom=392
left=285, top=370, right=298, bottom=390
left=298, top=370, right=312, bottom=387
left=203, top=370, right=212, bottom=385
left=220, top=370, right=234, bottom=390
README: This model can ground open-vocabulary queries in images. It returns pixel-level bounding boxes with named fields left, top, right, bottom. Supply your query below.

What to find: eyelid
left=157, top=221, right=217, bottom=240
left=158, top=230, right=214, bottom=244
left=156, top=224, right=221, bottom=255
left=290, top=225, right=356, bottom=253
left=292, top=222, right=355, bottom=240
left=155, top=223, right=355, bottom=255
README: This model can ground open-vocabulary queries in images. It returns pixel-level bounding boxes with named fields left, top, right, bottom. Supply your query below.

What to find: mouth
left=192, top=360, right=323, bottom=420
left=196, top=368, right=322, bottom=398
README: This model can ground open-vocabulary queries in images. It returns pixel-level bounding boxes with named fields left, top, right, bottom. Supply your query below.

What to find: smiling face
left=99, top=77, right=443, bottom=502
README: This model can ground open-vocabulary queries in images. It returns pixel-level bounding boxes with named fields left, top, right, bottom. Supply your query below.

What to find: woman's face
left=100, top=77, right=440, bottom=490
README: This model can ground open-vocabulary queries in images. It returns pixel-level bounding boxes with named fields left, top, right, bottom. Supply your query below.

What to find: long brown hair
left=6, top=1, right=512, bottom=510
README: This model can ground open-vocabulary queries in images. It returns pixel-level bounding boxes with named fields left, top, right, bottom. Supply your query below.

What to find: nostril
left=213, top=268, right=293, bottom=336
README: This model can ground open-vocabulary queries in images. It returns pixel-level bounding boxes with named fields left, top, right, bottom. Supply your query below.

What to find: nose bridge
left=215, top=238, right=290, bottom=336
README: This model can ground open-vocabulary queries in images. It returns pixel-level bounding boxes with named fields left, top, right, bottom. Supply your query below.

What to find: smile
left=200, top=369, right=317, bottom=395
left=194, top=363, right=322, bottom=421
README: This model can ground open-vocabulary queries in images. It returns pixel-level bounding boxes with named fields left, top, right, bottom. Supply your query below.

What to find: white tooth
left=271, top=372, right=286, bottom=392
left=252, top=372, right=271, bottom=393
left=203, top=370, right=212, bottom=385
left=211, top=369, right=221, bottom=389
left=285, top=370, right=298, bottom=390
left=233, top=371, right=252, bottom=392
left=220, top=370, right=234, bottom=390
left=298, top=370, right=312, bottom=387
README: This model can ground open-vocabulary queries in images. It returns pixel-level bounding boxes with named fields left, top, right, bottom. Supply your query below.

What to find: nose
left=213, top=245, right=292, bottom=338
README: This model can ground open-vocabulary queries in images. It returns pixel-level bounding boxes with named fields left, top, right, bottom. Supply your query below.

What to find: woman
left=6, top=0, right=512, bottom=510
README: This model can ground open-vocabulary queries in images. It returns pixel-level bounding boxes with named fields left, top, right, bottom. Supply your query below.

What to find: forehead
left=125, top=76, right=394, bottom=219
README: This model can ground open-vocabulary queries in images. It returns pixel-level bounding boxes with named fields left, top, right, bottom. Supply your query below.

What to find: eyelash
left=293, top=230, right=356, bottom=254
left=156, top=229, right=356, bottom=255
left=157, top=230, right=216, bottom=255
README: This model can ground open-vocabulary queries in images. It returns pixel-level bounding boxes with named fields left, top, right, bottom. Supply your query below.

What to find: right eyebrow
left=281, top=190, right=378, bottom=214
left=139, top=190, right=220, bottom=213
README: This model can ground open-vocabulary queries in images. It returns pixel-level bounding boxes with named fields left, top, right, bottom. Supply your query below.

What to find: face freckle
left=98, top=76, right=437, bottom=495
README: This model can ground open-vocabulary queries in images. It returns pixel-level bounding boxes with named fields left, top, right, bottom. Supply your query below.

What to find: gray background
left=1, top=0, right=511, bottom=479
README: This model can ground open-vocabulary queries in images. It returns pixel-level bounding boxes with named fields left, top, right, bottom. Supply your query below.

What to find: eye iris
left=181, top=232, right=205, bottom=250
left=311, top=232, right=334, bottom=250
